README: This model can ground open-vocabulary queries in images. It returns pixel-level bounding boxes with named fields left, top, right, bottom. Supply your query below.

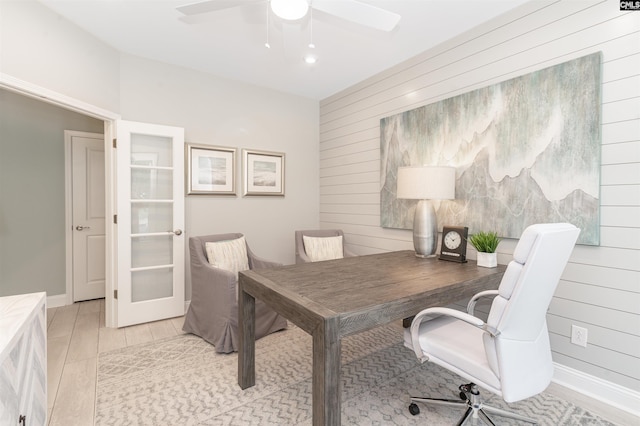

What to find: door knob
left=172, top=229, right=183, bottom=236
left=75, top=225, right=91, bottom=231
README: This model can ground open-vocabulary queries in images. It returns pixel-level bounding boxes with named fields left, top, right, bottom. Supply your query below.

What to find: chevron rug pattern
left=95, top=323, right=617, bottom=425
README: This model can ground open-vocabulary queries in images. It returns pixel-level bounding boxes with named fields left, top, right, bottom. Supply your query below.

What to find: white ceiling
left=37, top=0, right=530, bottom=100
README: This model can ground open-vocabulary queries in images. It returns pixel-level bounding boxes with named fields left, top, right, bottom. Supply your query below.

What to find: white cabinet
left=0, top=292, right=47, bottom=426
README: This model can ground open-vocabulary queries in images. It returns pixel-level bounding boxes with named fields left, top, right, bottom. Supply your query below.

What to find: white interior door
left=71, top=133, right=106, bottom=302
left=116, top=120, right=185, bottom=327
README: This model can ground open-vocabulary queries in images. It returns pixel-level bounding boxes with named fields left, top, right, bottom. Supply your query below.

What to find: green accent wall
left=0, top=89, right=103, bottom=297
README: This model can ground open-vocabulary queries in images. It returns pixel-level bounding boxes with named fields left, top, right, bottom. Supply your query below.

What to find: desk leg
left=238, top=284, right=255, bottom=389
left=313, top=317, right=340, bottom=426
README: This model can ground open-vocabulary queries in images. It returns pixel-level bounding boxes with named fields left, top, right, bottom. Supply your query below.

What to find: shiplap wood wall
left=319, top=0, right=639, bottom=392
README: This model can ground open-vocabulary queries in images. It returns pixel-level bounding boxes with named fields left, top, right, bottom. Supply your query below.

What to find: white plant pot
left=476, top=252, right=497, bottom=268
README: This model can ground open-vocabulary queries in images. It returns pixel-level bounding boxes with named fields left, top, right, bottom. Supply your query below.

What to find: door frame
left=1, top=73, right=120, bottom=327
left=64, top=130, right=106, bottom=305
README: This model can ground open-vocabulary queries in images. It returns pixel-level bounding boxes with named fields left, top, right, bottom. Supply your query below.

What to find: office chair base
left=409, top=383, right=537, bottom=425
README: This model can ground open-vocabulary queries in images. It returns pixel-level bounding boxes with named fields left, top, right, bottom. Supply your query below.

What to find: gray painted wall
left=0, top=89, right=103, bottom=297
left=118, top=54, right=320, bottom=299
left=319, top=1, right=639, bottom=392
left=0, top=0, right=120, bottom=112
left=0, top=1, right=319, bottom=302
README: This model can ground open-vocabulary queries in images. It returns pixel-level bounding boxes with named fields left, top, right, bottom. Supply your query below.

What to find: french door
left=116, top=120, right=185, bottom=327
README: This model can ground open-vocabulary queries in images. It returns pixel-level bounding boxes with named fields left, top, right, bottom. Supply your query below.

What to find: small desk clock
left=439, top=226, right=468, bottom=263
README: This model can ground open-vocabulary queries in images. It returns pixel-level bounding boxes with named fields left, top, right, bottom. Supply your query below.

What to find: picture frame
left=242, top=149, right=285, bottom=196
left=186, top=143, right=236, bottom=195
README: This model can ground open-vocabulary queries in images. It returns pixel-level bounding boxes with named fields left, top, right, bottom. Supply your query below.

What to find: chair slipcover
left=183, top=233, right=287, bottom=353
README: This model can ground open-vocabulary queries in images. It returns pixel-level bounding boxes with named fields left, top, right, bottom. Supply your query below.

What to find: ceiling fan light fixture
left=304, top=54, right=317, bottom=64
left=271, top=0, right=309, bottom=21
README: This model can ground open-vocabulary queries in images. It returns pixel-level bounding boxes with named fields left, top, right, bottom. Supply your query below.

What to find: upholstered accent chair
left=404, top=223, right=580, bottom=425
left=294, top=229, right=356, bottom=264
left=183, top=233, right=287, bottom=353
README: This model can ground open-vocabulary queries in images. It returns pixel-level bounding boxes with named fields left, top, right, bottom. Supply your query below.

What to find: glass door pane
left=130, top=133, right=175, bottom=303
left=131, top=268, right=173, bottom=303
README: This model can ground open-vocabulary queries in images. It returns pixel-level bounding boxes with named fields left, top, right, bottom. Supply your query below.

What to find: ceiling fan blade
left=177, top=0, right=261, bottom=16
left=312, top=0, right=400, bottom=32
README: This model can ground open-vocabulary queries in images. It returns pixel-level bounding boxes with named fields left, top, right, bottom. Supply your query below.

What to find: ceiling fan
left=176, top=0, right=401, bottom=32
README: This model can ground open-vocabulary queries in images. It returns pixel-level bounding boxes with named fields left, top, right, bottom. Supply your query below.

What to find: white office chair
left=404, top=223, right=580, bottom=425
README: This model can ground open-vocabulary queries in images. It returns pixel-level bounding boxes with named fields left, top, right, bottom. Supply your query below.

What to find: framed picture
left=186, top=143, right=236, bottom=195
left=242, top=149, right=285, bottom=196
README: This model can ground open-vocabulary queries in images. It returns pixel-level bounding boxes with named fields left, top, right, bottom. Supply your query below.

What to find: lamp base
left=414, top=252, right=437, bottom=259
left=413, top=199, right=438, bottom=257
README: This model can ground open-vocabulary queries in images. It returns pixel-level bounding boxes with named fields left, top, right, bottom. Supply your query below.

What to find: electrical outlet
left=571, top=325, right=588, bottom=347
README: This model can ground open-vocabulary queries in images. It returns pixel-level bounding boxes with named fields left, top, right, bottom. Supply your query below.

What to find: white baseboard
left=553, top=362, right=640, bottom=418
left=47, top=294, right=190, bottom=315
left=47, top=294, right=68, bottom=308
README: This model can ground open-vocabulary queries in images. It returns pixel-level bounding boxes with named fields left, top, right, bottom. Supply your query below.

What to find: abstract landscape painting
left=380, top=52, right=601, bottom=245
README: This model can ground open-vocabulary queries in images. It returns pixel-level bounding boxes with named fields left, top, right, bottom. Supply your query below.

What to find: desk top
left=241, top=251, right=505, bottom=336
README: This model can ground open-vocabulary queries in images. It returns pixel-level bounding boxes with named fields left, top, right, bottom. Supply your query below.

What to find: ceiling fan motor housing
left=271, top=0, right=309, bottom=21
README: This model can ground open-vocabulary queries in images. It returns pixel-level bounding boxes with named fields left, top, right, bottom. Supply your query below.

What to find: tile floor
left=46, top=299, right=185, bottom=425
left=46, top=300, right=637, bottom=425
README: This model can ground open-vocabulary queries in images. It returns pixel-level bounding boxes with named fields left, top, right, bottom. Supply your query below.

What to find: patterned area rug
left=96, top=323, right=617, bottom=425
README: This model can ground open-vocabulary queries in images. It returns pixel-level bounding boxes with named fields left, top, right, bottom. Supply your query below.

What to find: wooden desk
left=238, top=251, right=505, bottom=426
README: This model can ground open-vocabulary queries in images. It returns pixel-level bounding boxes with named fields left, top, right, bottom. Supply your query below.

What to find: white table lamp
left=397, top=166, right=456, bottom=257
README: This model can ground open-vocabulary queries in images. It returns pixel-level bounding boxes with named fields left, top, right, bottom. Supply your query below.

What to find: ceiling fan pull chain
left=265, top=0, right=271, bottom=49
left=309, top=3, right=315, bottom=49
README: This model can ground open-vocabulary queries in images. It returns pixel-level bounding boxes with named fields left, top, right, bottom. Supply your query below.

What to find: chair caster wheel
left=408, top=403, right=420, bottom=416
left=459, top=383, right=472, bottom=400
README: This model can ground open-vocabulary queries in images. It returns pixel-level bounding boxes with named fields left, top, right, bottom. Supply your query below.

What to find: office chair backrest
left=484, top=223, right=580, bottom=402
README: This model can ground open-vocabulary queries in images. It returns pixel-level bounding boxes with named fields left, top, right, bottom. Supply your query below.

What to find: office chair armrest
left=410, top=307, right=486, bottom=362
left=467, top=290, right=500, bottom=316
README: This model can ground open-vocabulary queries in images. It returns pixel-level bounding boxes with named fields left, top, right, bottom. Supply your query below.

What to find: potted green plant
left=468, top=231, right=501, bottom=268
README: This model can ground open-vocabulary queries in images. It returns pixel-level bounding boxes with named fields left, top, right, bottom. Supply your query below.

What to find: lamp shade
left=396, top=166, right=456, bottom=200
